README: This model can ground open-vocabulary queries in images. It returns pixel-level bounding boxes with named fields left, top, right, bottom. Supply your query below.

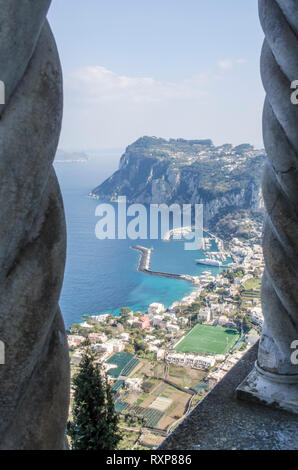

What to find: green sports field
left=175, top=324, right=240, bottom=355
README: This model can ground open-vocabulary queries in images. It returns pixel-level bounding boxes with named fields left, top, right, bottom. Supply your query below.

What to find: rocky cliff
left=91, top=137, right=265, bottom=229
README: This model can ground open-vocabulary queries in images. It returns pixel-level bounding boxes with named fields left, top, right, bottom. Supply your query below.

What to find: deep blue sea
left=55, top=154, right=222, bottom=329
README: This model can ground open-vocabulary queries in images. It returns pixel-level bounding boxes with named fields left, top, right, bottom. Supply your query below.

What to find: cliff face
left=91, top=137, right=265, bottom=228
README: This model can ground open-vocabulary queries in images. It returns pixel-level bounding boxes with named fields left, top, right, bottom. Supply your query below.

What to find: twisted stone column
left=237, top=0, right=298, bottom=413
left=0, top=1, right=70, bottom=448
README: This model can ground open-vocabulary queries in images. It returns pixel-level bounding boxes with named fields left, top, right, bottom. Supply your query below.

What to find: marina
left=132, top=246, right=195, bottom=284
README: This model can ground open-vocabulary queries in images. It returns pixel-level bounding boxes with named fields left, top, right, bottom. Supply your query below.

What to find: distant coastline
left=55, top=149, right=88, bottom=164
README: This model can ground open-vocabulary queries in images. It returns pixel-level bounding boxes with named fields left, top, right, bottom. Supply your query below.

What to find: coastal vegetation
left=67, top=342, right=121, bottom=450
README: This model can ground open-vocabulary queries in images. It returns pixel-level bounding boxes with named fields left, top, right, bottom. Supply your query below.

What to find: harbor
left=132, top=245, right=195, bottom=284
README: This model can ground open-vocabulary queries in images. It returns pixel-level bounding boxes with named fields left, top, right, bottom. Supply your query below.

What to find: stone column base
left=236, top=362, right=298, bottom=415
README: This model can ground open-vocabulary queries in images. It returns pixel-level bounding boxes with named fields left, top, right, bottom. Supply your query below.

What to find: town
left=67, top=230, right=264, bottom=450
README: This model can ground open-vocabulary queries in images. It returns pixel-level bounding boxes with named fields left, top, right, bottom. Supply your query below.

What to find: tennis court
left=175, top=324, right=240, bottom=355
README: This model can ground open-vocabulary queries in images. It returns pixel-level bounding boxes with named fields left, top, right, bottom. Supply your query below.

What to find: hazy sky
left=48, top=0, right=265, bottom=151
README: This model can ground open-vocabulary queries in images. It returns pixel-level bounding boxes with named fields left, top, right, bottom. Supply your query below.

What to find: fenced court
left=175, top=324, right=240, bottom=355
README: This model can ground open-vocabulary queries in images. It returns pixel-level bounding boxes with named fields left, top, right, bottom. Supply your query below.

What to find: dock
left=131, top=245, right=194, bottom=284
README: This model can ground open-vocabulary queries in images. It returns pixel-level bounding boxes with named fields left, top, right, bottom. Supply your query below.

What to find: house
left=148, top=303, right=165, bottom=315
left=89, top=314, right=110, bottom=323
left=190, top=355, right=215, bottom=369
left=166, top=352, right=185, bottom=366
left=138, top=315, right=151, bottom=330
left=148, top=344, right=159, bottom=353
left=119, top=332, right=130, bottom=342
left=88, top=332, right=107, bottom=344
left=106, top=339, right=125, bottom=352
left=249, top=307, right=263, bottom=326
left=94, top=342, right=114, bottom=354
left=156, top=349, right=165, bottom=361
left=166, top=352, right=215, bottom=370
left=67, top=335, right=85, bottom=348
left=127, top=317, right=139, bottom=326
left=94, top=339, right=124, bottom=354
left=166, top=323, right=180, bottom=332
left=229, top=285, right=240, bottom=296
left=197, top=307, right=212, bottom=322
left=80, top=321, right=93, bottom=329
left=124, top=378, right=143, bottom=392
left=144, top=335, right=156, bottom=343
left=152, top=315, right=165, bottom=326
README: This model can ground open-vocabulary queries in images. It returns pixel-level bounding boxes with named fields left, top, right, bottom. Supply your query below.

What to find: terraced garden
left=106, top=352, right=139, bottom=378
left=114, top=401, right=129, bottom=413
left=128, top=405, right=164, bottom=428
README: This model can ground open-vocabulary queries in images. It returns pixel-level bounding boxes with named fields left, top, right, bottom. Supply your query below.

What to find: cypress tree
left=68, top=342, right=121, bottom=450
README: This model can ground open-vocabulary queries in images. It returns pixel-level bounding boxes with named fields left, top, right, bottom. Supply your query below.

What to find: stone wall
left=0, top=1, right=70, bottom=449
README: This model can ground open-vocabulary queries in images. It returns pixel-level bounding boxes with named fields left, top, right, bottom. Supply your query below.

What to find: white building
left=166, top=323, right=180, bottom=332
left=148, top=344, right=159, bottom=353
left=95, top=339, right=124, bottom=354
left=166, top=352, right=215, bottom=370
left=156, top=349, right=165, bottom=361
left=124, top=378, right=142, bottom=392
left=148, top=303, right=165, bottom=315
left=249, top=307, right=263, bottom=326
left=197, top=307, right=212, bottom=322
left=89, top=314, right=110, bottom=323
left=144, top=335, right=156, bottom=343
left=127, top=317, right=139, bottom=326
left=152, top=315, right=165, bottom=326
left=119, top=332, right=130, bottom=342
left=80, top=321, right=93, bottom=329
left=106, top=338, right=125, bottom=353
left=94, top=342, right=114, bottom=354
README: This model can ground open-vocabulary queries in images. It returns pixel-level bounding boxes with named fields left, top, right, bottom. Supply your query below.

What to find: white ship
left=196, top=258, right=223, bottom=267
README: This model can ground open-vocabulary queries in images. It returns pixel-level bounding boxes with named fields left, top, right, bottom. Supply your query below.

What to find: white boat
left=196, top=258, right=223, bottom=267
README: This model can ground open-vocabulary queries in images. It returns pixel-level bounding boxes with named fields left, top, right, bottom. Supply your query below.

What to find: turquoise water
left=55, top=158, right=222, bottom=328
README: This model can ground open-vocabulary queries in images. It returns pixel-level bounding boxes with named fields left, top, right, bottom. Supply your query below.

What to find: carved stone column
left=237, top=0, right=298, bottom=413
left=0, top=1, right=70, bottom=448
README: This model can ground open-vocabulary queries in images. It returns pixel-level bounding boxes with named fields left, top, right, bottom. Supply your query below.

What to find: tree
left=124, top=343, right=135, bottom=354
left=67, top=342, right=121, bottom=450
left=120, top=307, right=132, bottom=316
left=242, top=317, right=253, bottom=334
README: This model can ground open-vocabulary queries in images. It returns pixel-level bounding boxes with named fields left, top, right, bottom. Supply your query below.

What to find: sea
left=55, top=152, right=224, bottom=329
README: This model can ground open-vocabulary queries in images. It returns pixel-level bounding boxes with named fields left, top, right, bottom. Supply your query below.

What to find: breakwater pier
left=131, top=245, right=195, bottom=284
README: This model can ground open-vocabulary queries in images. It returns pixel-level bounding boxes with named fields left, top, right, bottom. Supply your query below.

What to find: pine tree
left=67, top=342, right=121, bottom=450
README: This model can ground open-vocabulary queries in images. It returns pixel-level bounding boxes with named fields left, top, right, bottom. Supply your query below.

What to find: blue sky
left=48, top=0, right=265, bottom=150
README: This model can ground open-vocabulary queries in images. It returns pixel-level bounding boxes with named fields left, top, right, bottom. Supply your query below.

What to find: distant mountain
left=90, top=137, right=265, bottom=229
left=55, top=150, right=88, bottom=163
